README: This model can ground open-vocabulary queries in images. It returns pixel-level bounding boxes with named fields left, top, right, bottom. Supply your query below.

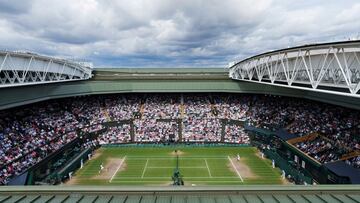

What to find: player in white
left=281, top=170, right=286, bottom=179
left=99, top=163, right=104, bottom=173
left=237, top=154, right=240, bottom=161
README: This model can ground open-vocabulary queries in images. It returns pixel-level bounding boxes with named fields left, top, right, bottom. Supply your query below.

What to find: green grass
left=71, top=146, right=283, bottom=185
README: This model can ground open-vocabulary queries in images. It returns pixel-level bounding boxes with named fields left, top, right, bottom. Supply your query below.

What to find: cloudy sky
left=0, top=0, right=359, bottom=68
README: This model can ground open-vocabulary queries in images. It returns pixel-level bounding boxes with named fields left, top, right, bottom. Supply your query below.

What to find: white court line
left=77, top=176, right=241, bottom=180
left=227, top=156, right=244, bottom=182
left=112, top=176, right=240, bottom=179
left=204, top=158, right=212, bottom=178
left=146, top=166, right=207, bottom=169
left=111, top=180, right=244, bottom=183
left=183, top=181, right=244, bottom=183
left=109, top=156, right=127, bottom=183
left=141, top=159, right=149, bottom=178
left=125, top=156, right=227, bottom=157
left=126, top=156, right=227, bottom=159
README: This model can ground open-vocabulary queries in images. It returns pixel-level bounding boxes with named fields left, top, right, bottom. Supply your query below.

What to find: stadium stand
left=1, top=93, right=359, bottom=185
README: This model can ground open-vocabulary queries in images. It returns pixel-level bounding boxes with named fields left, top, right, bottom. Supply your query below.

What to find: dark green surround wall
left=0, top=78, right=359, bottom=110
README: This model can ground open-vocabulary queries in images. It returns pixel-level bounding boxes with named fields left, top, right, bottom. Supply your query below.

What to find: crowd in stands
left=135, top=120, right=179, bottom=142
left=183, top=95, right=221, bottom=142
left=104, top=95, right=141, bottom=121
left=224, top=125, right=250, bottom=144
left=345, top=156, right=360, bottom=169
left=0, top=100, right=82, bottom=185
left=0, top=131, right=77, bottom=185
left=0, top=93, right=359, bottom=184
left=295, top=137, right=342, bottom=163
left=142, top=94, right=180, bottom=119
left=97, top=125, right=131, bottom=144
left=81, top=124, right=105, bottom=134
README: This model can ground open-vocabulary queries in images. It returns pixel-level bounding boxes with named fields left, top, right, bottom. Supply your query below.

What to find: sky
left=0, top=0, right=359, bottom=68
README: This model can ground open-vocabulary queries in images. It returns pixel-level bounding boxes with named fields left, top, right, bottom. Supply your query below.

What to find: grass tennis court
left=68, top=146, right=285, bottom=185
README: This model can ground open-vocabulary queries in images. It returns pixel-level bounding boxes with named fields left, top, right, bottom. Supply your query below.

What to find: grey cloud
left=0, top=0, right=359, bottom=67
left=0, top=0, right=31, bottom=14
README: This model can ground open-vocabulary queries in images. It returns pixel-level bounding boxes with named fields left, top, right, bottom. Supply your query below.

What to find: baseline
left=109, top=156, right=127, bottom=183
left=204, top=158, right=212, bottom=178
left=227, top=156, right=244, bottom=182
left=141, top=159, right=149, bottom=178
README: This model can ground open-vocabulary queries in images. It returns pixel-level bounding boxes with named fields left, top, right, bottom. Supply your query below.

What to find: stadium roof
left=230, top=40, right=360, bottom=67
left=95, top=68, right=226, bottom=73
left=0, top=51, right=93, bottom=88
left=1, top=68, right=360, bottom=111
left=1, top=185, right=359, bottom=203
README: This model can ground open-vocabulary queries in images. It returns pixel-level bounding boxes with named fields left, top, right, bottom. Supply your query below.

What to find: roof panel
left=63, top=194, right=83, bottom=203
left=317, top=194, right=342, bottom=203
left=78, top=195, right=98, bottom=203
left=0, top=193, right=359, bottom=203
left=34, top=195, right=55, bottom=203
left=0, top=186, right=360, bottom=203
left=18, top=195, right=40, bottom=203
left=3, top=195, right=26, bottom=203
left=171, top=196, right=186, bottom=203
left=0, top=195, right=11, bottom=202
left=287, top=194, right=309, bottom=203
left=332, top=194, right=358, bottom=203
left=199, top=196, right=216, bottom=203
left=346, top=194, right=360, bottom=203
left=124, top=196, right=142, bottom=203
left=94, top=195, right=113, bottom=203
left=48, top=195, right=69, bottom=203
left=109, top=195, right=127, bottom=203
left=156, top=196, right=172, bottom=203
left=302, top=194, right=325, bottom=203
left=243, top=195, right=262, bottom=203
left=186, top=196, right=200, bottom=203
left=257, top=195, right=279, bottom=203
left=272, top=195, right=294, bottom=203
left=228, top=195, right=247, bottom=203
left=139, top=196, right=156, bottom=203
left=214, top=196, right=232, bottom=203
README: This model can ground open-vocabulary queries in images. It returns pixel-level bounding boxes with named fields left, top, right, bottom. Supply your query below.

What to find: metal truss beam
left=228, top=41, right=360, bottom=98
left=0, top=51, right=93, bottom=88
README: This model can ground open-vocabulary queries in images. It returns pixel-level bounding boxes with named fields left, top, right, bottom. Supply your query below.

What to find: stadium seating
left=0, top=93, right=359, bottom=185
